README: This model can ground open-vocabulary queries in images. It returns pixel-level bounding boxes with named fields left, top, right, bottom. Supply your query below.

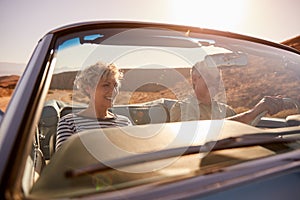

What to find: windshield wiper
left=65, top=133, right=300, bottom=178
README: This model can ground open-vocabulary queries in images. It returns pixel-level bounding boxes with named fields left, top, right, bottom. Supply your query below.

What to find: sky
left=0, top=0, right=299, bottom=65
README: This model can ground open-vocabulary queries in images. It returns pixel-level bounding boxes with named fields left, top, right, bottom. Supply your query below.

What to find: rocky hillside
left=0, top=75, right=20, bottom=97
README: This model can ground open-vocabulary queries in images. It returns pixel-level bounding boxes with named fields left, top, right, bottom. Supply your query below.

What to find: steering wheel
left=251, top=98, right=300, bottom=126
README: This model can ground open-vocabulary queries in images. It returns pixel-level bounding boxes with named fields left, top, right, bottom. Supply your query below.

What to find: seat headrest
left=39, top=100, right=62, bottom=127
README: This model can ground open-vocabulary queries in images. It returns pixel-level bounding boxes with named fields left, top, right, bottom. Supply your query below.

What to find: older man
left=170, top=58, right=283, bottom=125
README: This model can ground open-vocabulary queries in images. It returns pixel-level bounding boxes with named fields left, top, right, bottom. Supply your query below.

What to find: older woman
left=55, top=62, right=132, bottom=150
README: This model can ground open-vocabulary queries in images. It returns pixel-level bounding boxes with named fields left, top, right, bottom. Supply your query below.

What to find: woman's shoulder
left=60, top=112, right=75, bottom=119
left=114, top=113, right=130, bottom=121
left=59, top=112, right=83, bottom=123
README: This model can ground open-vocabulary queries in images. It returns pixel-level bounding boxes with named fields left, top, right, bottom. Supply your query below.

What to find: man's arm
left=226, top=96, right=284, bottom=125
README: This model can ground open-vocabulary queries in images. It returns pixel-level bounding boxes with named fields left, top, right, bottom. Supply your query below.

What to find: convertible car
left=1, top=21, right=300, bottom=199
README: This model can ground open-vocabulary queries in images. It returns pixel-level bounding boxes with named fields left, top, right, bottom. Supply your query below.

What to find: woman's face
left=89, top=75, right=119, bottom=111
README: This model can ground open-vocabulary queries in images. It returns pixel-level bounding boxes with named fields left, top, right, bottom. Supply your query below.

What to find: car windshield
left=24, top=25, right=300, bottom=199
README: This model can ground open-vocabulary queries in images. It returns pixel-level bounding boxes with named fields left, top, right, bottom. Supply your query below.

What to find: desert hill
left=282, top=35, right=300, bottom=51
left=50, top=68, right=191, bottom=91
left=0, top=75, right=20, bottom=111
left=0, top=75, right=20, bottom=88
left=0, top=75, right=20, bottom=97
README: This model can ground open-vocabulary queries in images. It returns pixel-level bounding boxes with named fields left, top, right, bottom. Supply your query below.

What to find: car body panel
left=0, top=34, right=54, bottom=197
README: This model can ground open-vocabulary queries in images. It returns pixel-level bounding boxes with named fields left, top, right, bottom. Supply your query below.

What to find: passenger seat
left=38, top=100, right=64, bottom=160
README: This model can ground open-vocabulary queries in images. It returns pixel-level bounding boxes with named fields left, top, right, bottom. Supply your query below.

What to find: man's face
left=191, top=71, right=209, bottom=100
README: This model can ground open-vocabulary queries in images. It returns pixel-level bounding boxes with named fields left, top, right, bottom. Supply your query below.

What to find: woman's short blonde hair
left=74, top=61, right=123, bottom=97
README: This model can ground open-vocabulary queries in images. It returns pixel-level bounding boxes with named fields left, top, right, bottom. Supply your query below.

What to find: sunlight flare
left=171, top=0, right=246, bottom=31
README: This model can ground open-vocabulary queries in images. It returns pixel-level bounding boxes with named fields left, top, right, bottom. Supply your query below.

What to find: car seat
left=38, top=100, right=64, bottom=160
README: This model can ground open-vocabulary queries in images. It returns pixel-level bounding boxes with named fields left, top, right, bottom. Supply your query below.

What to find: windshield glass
left=50, top=28, right=300, bottom=117
left=27, top=25, right=300, bottom=199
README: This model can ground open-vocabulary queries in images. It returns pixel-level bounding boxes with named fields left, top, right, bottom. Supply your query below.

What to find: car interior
left=29, top=97, right=300, bottom=168
left=27, top=99, right=300, bottom=198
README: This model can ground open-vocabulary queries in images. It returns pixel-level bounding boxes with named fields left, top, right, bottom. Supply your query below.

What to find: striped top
left=55, top=112, right=132, bottom=151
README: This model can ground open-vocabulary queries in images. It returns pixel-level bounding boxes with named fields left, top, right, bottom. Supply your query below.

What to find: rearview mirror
left=205, top=52, right=248, bottom=67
